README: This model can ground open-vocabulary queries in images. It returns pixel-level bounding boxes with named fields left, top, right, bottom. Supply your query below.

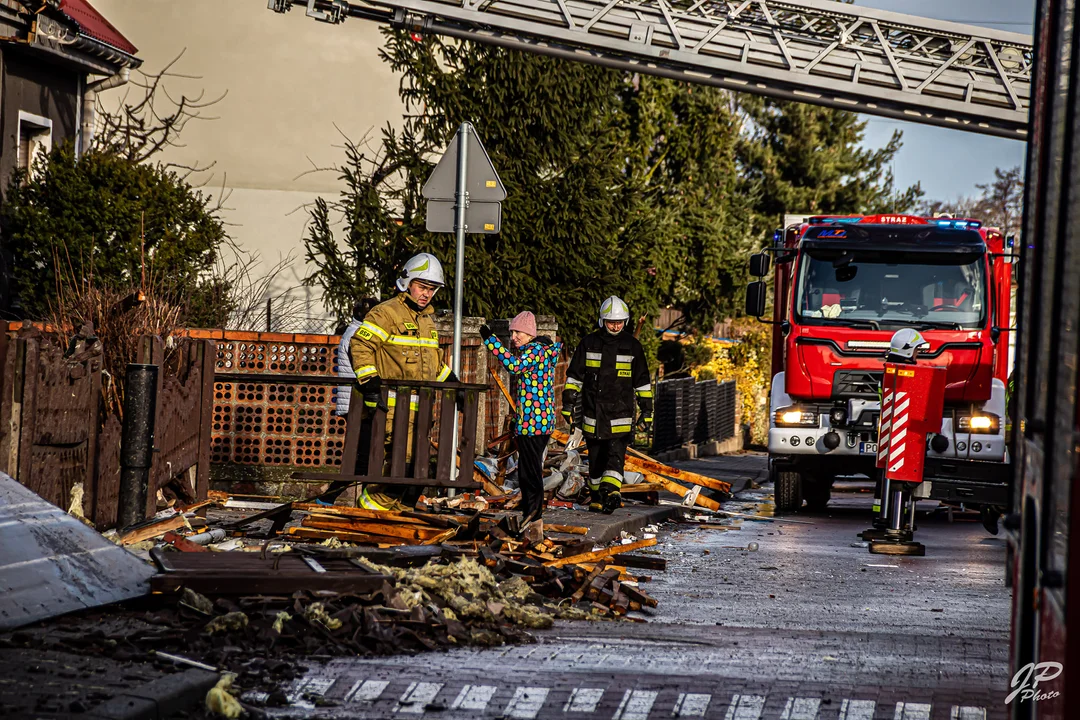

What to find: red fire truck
left=745, top=214, right=1015, bottom=515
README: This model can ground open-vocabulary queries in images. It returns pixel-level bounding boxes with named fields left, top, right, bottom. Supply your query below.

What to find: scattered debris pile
left=474, top=427, right=732, bottom=513
left=145, top=501, right=665, bottom=622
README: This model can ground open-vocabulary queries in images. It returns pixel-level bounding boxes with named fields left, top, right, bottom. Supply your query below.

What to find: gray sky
left=855, top=0, right=1033, bottom=203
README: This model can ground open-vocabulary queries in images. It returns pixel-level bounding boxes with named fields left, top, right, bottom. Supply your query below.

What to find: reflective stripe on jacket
left=563, top=329, right=652, bottom=439
left=349, top=293, right=452, bottom=385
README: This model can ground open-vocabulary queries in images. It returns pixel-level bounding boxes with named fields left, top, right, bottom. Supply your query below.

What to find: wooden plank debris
left=551, top=429, right=732, bottom=495
left=545, top=537, right=657, bottom=567
left=120, top=515, right=188, bottom=545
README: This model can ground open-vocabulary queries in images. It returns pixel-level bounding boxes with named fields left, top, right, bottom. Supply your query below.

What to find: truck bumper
left=925, top=458, right=1012, bottom=506
left=768, top=426, right=878, bottom=457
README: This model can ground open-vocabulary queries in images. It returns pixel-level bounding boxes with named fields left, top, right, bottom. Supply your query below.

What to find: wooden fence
left=0, top=324, right=213, bottom=529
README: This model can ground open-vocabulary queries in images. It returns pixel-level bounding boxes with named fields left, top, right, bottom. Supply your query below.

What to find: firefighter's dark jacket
left=562, top=329, right=653, bottom=439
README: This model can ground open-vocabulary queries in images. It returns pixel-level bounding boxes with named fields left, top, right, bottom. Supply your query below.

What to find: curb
left=85, top=668, right=220, bottom=720
left=545, top=504, right=676, bottom=544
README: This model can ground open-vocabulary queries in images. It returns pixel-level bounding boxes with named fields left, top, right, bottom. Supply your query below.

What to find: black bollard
left=118, top=364, right=158, bottom=529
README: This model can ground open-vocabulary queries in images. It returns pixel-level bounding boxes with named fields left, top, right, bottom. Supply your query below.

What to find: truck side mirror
left=749, top=253, right=771, bottom=277
left=746, top=281, right=767, bottom=317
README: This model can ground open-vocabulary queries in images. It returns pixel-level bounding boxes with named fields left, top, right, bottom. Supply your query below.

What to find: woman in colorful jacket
left=480, top=312, right=562, bottom=536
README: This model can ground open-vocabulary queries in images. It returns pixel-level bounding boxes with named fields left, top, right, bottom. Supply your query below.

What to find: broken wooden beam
left=284, top=526, right=407, bottom=546
left=626, top=447, right=732, bottom=493
left=616, top=553, right=667, bottom=571
left=586, top=568, right=621, bottom=601
left=621, top=582, right=659, bottom=608
left=620, top=483, right=666, bottom=494
left=640, top=471, right=722, bottom=511
left=161, top=531, right=209, bottom=553
left=302, top=518, right=445, bottom=542
left=294, top=504, right=432, bottom=524
left=120, top=515, right=187, bottom=546
left=545, top=537, right=658, bottom=567
left=551, top=429, right=731, bottom=493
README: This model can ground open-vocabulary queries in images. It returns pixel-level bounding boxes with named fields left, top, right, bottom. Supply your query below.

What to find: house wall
left=91, top=0, right=407, bottom=329
left=0, top=48, right=83, bottom=317
left=0, top=49, right=81, bottom=186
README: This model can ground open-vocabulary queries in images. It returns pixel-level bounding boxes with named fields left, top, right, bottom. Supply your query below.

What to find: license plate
left=859, top=442, right=877, bottom=455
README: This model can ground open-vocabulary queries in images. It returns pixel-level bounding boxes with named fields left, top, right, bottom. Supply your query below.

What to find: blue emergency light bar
left=935, top=218, right=982, bottom=229
left=808, top=216, right=863, bottom=225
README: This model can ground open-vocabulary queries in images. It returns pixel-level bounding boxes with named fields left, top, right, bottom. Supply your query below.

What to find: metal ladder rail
left=269, top=0, right=1032, bottom=139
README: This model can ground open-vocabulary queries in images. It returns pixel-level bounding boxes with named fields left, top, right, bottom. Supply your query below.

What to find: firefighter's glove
left=360, top=377, right=388, bottom=412
left=636, top=416, right=652, bottom=433
left=562, top=407, right=577, bottom=429
left=444, top=370, right=459, bottom=383
left=479, top=324, right=493, bottom=340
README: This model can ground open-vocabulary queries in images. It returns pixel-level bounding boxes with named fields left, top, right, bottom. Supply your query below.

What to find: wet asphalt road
left=266, top=457, right=1012, bottom=720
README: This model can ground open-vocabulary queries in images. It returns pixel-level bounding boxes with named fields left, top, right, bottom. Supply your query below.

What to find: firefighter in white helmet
left=562, top=296, right=652, bottom=513
left=323, top=253, right=456, bottom=509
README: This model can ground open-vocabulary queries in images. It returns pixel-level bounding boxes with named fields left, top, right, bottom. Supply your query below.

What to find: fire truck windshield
left=794, top=250, right=987, bottom=330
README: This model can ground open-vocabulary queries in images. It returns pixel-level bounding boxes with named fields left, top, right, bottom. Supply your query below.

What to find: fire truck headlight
left=776, top=407, right=818, bottom=427
left=958, top=413, right=1000, bottom=433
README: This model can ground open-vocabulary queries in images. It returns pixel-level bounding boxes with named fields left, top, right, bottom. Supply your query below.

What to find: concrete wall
left=91, top=0, right=407, bottom=328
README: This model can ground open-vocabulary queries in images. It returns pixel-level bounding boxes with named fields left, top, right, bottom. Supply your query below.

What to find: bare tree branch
left=93, top=49, right=227, bottom=177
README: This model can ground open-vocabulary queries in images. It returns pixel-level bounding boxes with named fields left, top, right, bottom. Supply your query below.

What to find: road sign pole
left=449, top=122, right=470, bottom=489
left=422, top=121, right=504, bottom=492
left=451, top=122, right=470, bottom=377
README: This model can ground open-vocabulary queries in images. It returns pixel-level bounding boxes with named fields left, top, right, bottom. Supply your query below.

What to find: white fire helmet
left=395, top=253, right=446, bottom=293
left=599, top=296, right=630, bottom=331
left=888, top=328, right=926, bottom=361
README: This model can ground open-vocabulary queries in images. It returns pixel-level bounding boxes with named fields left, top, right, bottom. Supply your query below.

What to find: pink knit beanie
left=508, top=311, right=537, bottom=336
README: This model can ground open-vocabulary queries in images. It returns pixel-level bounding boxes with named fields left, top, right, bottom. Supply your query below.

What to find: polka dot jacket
left=482, top=333, right=563, bottom=436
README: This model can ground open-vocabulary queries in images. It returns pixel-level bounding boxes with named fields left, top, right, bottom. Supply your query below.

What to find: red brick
left=293, top=333, right=335, bottom=345
left=257, top=331, right=294, bottom=343
left=223, top=330, right=262, bottom=342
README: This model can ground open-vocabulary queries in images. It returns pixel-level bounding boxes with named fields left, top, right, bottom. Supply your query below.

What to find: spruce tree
left=737, top=98, right=923, bottom=221
left=305, top=32, right=760, bottom=345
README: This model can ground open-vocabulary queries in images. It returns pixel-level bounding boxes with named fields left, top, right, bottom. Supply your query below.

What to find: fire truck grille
left=832, top=370, right=883, bottom=398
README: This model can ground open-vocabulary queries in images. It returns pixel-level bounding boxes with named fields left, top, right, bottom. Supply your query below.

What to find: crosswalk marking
left=724, top=694, right=766, bottom=720
left=345, top=680, right=389, bottom=703
left=564, top=688, right=605, bottom=713
left=396, top=682, right=444, bottom=714
left=451, top=685, right=497, bottom=711
left=284, top=677, right=990, bottom=720
left=951, top=708, right=987, bottom=720
left=288, top=677, right=336, bottom=706
left=895, top=703, right=932, bottom=720
left=672, top=693, right=711, bottom=717
left=505, top=686, right=550, bottom=719
left=614, top=690, right=658, bottom=720
left=839, top=700, right=876, bottom=720
left=780, top=698, right=821, bottom=720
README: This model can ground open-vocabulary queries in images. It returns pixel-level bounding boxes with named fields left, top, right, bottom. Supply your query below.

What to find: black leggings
left=516, top=434, right=550, bottom=523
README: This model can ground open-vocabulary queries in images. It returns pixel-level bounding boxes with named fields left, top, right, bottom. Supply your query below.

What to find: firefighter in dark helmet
left=562, top=296, right=652, bottom=513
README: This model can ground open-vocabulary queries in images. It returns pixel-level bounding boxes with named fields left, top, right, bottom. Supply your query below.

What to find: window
left=17, top=111, right=53, bottom=177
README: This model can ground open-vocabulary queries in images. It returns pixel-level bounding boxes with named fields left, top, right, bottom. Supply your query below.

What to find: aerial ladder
left=268, top=0, right=1032, bottom=139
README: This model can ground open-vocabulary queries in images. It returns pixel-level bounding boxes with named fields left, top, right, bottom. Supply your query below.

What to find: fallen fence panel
left=0, top=471, right=154, bottom=630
